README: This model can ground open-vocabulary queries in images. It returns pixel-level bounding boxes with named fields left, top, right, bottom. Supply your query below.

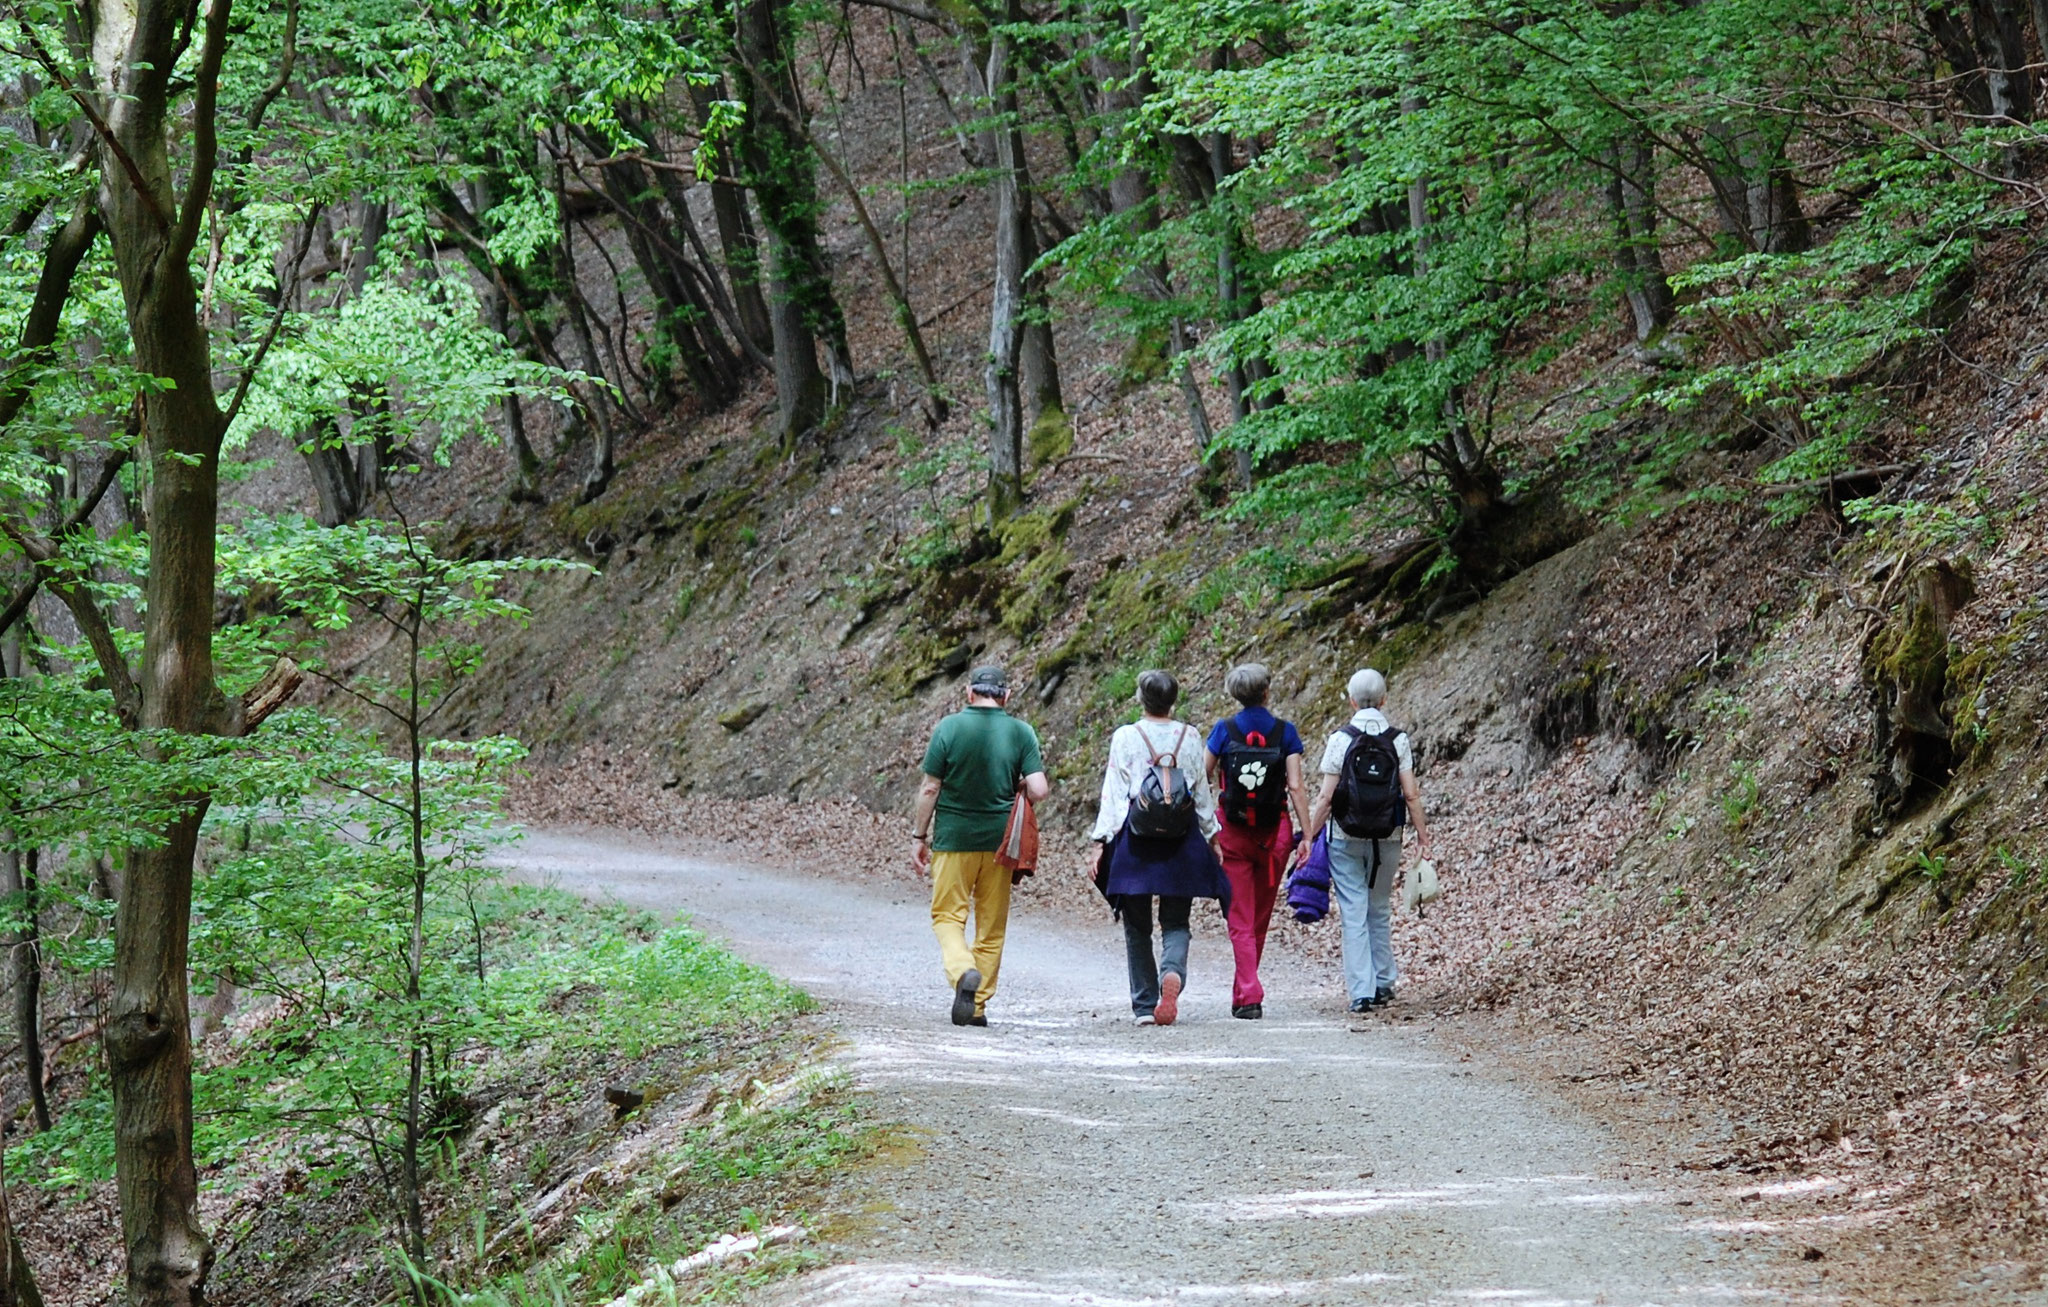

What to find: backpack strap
left=1135, top=722, right=1167, bottom=766
left=1224, top=717, right=1249, bottom=748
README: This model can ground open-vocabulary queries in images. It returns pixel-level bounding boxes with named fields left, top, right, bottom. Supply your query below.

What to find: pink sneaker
left=1155, top=972, right=1182, bottom=1026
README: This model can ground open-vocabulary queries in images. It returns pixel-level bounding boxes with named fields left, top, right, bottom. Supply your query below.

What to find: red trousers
left=1218, top=816, right=1290, bottom=1007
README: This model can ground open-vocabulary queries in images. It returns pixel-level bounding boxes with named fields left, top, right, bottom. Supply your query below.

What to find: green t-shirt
left=920, top=706, right=1045, bottom=852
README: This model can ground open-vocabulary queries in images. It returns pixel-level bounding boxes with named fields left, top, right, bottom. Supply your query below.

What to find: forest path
left=506, top=828, right=1800, bottom=1307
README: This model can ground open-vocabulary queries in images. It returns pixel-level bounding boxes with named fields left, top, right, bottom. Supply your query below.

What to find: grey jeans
left=1328, top=832, right=1400, bottom=1001
left=1120, top=895, right=1192, bottom=1016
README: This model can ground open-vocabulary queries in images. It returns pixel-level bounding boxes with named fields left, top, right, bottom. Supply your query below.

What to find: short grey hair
left=1347, top=667, right=1388, bottom=706
left=1225, top=663, right=1271, bottom=707
left=1137, top=668, right=1180, bottom=716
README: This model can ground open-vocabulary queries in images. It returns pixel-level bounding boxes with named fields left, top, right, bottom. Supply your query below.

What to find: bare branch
left=0, top=446, right=131, bottom=641
left=0, top=518, right=141, bottom=728
left=172, top=0, right=235, bottom=260
left=219, top=203, right=325, bottom=432
left=845, top=0, right=957, bottom=31
left=0, top=198, right=103, bottom=433
left=244, top=0, right=299, bottom=135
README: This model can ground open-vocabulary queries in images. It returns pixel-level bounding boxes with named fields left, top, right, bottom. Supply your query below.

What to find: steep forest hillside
left=10, top=0, right=2048, bottom=1299
left=360, top=16, right=2048, bottom=1293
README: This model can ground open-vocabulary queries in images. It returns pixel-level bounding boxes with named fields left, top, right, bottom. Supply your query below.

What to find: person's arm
left=1205, top=746, right=1221, bottom=789
left=1285, top=753, right=1309, bottom=835
left=1293, top=773, right=1341, bottom=866
left=911, top=773, right=942, bottom=874
left=1187, top=731, right=1220, bottom=842
left=1022, top=770, right=1050, bottom=803
left=1403, top=770, right=1433, bottom=858
left=1089, top=729, right=1129, bottom=843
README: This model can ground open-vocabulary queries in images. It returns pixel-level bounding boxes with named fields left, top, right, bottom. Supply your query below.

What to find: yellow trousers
left=929, top=849, right=1012, bottom=1014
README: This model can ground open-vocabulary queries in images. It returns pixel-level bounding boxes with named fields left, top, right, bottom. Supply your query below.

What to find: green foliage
left=1843, top=488, right=2016, bottom=554
left=12, top=885, right=810, bottom=1186
left=228, top=275, right=581, bottom=464
left=1720, top=760, right=1761, bottom=831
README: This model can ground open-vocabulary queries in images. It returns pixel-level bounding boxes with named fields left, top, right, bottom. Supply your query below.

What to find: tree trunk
left=1927, top=2, right=1995, bottom=117
left=1203, top=106, right=1276, bottom=487
left=584, top=150, right=743, bottom=407
left=1867, top=560, right=1974, bottom=815
left=1605, top=135, right=1674, bottom=343
left=1966, top=0, right=2033, bottom=121
left=799, top=118, right=948, bottom=425
left=90, top=0, right=236, bottom=1292
left=0, top=1140, right=48, bottom=1307
left=0, top=845, right=50, bottom=1133
left=1701, top=121, right=1811, bottom=254
left=550, top=224, right=622, bottom=502
left=1019, top=206, right=1064, bottom=438
left=985, top=2, right=1029, bottom=516
left=293, top=204, right=389, bottom=521
left=689, top=80, right=777, bottom=355
left=735, top=0, right=854, bottom=416
left=485, top=284, right=544, bottom=502
left=1406, top=106, right=1503, bottom=522
left=302, top=419, right=363, bottom=526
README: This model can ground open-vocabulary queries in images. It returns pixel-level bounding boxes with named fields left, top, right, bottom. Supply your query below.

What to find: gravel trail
left=509, top=828, right=1801, bottom=1307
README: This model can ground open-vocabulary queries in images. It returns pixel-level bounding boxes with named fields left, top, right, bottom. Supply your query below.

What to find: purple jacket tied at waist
left=1107, top=805, right=1231, bottom=908
left=1287, top=830, right=1331, bottom=923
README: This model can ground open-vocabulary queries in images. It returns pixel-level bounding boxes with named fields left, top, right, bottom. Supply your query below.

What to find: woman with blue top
left=1204, top=663, right=1310, bottom=1019
left=1088, top=669, right=1229, bottom=1025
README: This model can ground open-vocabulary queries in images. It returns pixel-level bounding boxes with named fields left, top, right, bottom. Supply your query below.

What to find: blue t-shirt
left=1206, top=707, right=1304, bottom=758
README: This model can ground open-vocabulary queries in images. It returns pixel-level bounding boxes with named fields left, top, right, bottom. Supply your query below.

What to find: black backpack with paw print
left=1220, top=717, right=1289, bottom=829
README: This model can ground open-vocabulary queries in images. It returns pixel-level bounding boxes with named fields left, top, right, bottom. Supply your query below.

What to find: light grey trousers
left=1328, top=832, right=1400, bottom=1001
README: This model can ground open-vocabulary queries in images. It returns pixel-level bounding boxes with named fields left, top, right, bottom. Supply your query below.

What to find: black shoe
left=951, top=969, right=982, bottom=1026
left=1231, top=1004, right=1263, bottom=1020
left=968, top=1015, right=988, bottom=1027
left=1374, top=986, right=1396, bottom=1006
left=1349, top=998, right=1373, bottom=1014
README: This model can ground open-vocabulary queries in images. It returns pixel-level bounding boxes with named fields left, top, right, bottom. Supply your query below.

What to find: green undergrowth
left=14, top=878, right=850, bottom=1305
left=454, top=1086, right=864, bottom=1306
left=15, top=883, right=811, bottom=1191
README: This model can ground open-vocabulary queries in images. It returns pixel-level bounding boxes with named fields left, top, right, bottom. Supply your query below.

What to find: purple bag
left=1287, top=830, right=1332, bottom=923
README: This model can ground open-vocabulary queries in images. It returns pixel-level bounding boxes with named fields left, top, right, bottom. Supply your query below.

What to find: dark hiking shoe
left=1374, top=986, right=1396, bottom=1006
left=952, top=969, right=982, bottom=1026
left=968, top=1015, right=988, bottom=1027
left=1232, top=1004, right=1264, bottom=1020
left=1155, top=971, right=1182, bottom=1026
left=1349, top=997, right=1373, bottom=1014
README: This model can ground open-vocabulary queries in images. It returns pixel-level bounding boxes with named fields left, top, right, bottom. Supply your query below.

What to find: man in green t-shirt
left=911, top=665, right=1050, bottom=1026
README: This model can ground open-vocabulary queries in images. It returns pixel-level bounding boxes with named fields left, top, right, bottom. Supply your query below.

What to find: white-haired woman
left=1295, top=668, right=1433, bottom=1013
left=1089, top=669, right=1229, bottom=1025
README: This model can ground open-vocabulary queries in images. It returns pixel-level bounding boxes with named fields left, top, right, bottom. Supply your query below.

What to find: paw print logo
left=1236, top=760, right=1268, bottom=790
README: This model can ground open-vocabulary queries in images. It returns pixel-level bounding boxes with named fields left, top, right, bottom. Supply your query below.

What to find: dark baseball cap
left=968, top=665, right=1009, bottom=694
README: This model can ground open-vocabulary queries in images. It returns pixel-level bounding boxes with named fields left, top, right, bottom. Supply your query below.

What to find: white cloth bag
left=1403, top=858, right=1440, bottom=913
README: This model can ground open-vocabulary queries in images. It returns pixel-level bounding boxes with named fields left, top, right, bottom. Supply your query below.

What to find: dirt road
left=510, top=828, right=1808, bottom=1307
